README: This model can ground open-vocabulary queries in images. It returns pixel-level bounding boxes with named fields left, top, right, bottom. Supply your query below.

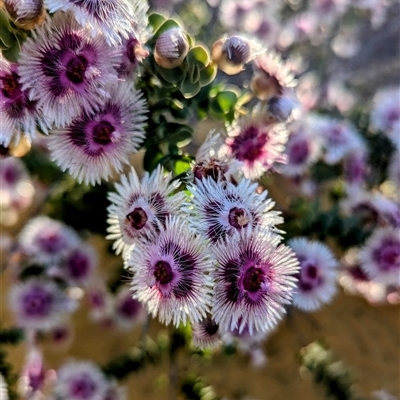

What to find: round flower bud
left=154, top=28, right=189, bottom=69
left=212, top=35, right=263, bottom=75
left=4, top=0, right=46, bottom=30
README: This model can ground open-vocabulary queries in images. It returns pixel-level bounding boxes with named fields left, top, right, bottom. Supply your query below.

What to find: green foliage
left=181, top=374, right=221, bottom=400
left=300, top=342, right=364, bottom=400
left=0, top=8, right=27, bottom=62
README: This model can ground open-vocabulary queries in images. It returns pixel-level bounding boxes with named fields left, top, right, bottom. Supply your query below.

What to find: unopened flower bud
left=250, top=71, right=281, bottom=101
left=4, top=0, right=46, bottom=30
left=212, top=35, right=263, bottom=75
left=154, top=28, right=189, bottom=69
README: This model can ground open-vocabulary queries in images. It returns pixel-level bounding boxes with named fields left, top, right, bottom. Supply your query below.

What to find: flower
left=212, top=229, right=299, bottom=335
left=250, top=50, right=296, bottom=101
left=191, top=131, right=240, bottom=184
left=192, top=317, right=221, bottom=349
left=4, top=0, right=45, bottom=29
left=9, top=278, right=76, bottom=331
left=288, top=238, right=338, bottom=312
left=185, top=177, right=283, bottom=243
left=126, top=216, right=213, bottom=326
left=314, top=116, right=364, bottom=165
left=359, top=227, right=400, bottom=286
left=19, top=349, right=45, bottom=397
left=47, top=81, right=146, bottom=185
left=44, top=0, right=138, bottom=45
left=52, top=361, right=108, bottom=400
left=107, top=165, right=184, bottom=256
left=0, top=54, right=49, bottom=146
left=61, top=244, right=97, bottom=286
left=18, top=11, right=119, bottom=128
left=212, top=35, right=264, bottom=75
left=224, top=115, right=289, bottom=179
left=388, top=148, right=400, bottom=188
left=278, top=119, right=321, bottom=177
left=370, top=86, right=400, bottom=147
left=343, top=148, right=369, bottom=188
left=154, top=28, right=189, bottom=69
left=113, top=287, right=146, bottom=330
left=19, top=216, right=79, bottom=265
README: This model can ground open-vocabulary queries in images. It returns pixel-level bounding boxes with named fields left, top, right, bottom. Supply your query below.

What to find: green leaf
left=2, top=41, right=21, bottom=63
left=143, top=145, right=164, bottom=172
left=186, top=45, right=210, bottom=67
left=174, top=158, right=192, bottom=175
left=155, top=64, right=183, bottom=84
left=188, top=64, right=200, bottom=84
left=163, top=123, right=193, bottom=145
left=148, top=12, right=167, bottom=33
left=180, top=77, right=201, bottom=99
left=0, top=9, right=12, bottom=30
left=199, top=63, right=217, bottom=86
left=216, top=91, right=238, bottom=114
left=0, top=26, right=14, bottom=48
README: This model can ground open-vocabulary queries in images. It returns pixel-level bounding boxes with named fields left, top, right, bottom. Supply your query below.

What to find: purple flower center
left=69, top=376, right=96, bottom=399
left=117, top=296, right=141, bottom=318
left=126, top=207, right=148, bottom=230
left=66, top=56, right=88, bottom=84
left=66, top=250, right=90, bottom=279
left=228, top=207, right=249, bottom=228
left=298, top=261, right=322, bottom=292
left=387, top=108, right=400, bottom=129
left=37, top=231, right=64, bottom=254
left=374, top=241, right=400, bottom=271
left=193, top=158, right=228, bottom=182
left=22, top=287, right=52, bottom=317
left=154, top=261, right=173, bottom=284
left=289, top=140, right=309, bottom=164
left=92, top=121, right=115, bottom=145
left=1, top=73, right=20, bottom=98
left=3, top=166, right=20, bottom=184
left=204, top=319, right=219, bottom=336
left=230, top=126, right=268, bottom=163
left=127, top=37, right=139, bottom=63
left=242, top=266, right=265, bottom=292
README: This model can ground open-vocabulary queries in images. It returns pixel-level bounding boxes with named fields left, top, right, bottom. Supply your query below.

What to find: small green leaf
left=188, top=64, right=200, bottom=84
left=174, top=158, right=192, bottom=175
left=186, top=45, right=210, bottom=67
left=148, top=12, right=167, bottom=33
left=2, top=41, right=20, bottom=62
left=216, top=91, right=238, bottom=114
left=199, top=63, right=217, bottom=86
left=0, top=26, right=14, bottom=48
left=155, top=64, right=183, bottom=84
left=180, top=77, right=201, bottom=99
left=0, top=9, right=12, bottom=30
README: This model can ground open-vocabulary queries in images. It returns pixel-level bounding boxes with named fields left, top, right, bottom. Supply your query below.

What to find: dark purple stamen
left=126, top=207, right=148, bottom=230
left=154, top=261, right=173, bottom=284
left=92, top=121, right=115, bottom=145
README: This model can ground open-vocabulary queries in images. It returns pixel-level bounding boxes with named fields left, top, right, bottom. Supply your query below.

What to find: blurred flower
left=314, top=116, right=364, bottom=164
left=113, top=287, right=146, bottom=330
left=107, top=165, right=185, bottom=256
left=47, top=82, right=146, bottom=185
left=0, top=373, right=8, bottom=400
left=19, top=216, right=79, bottom=265
left=192, top=317, right=221, bottom=349
left=127, top=216, right=213, bottom=326
left=224, top=115, right=289, bottom=179
left=185, top=177, right=282, bottom=243
left=154, top=28, right=189, bottom=69
left=52, top=361, right=108, bottom=400
left=44, top=0, right=139, bottom=45
left=9, top=278, right=77, bottom=331
left=370, top=86, right=400, bottom=148
left=278, top=119, right=321, bottom=177
left=0, top=54, right=49, bottom=147
left=288, top=238, right=338, bottom=312
left=212, top=229, right=298, bottom=335
left=359, top=226, right=400, bottom=286
left=18, top=11, right=119, bottom=128
left=19, top=348, right=45, bottom=397
left=250, top=51, right=297, bottom=121
left=343, top=148, right=369, bottom=188
left=60, top=244, right=97, bottom=286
